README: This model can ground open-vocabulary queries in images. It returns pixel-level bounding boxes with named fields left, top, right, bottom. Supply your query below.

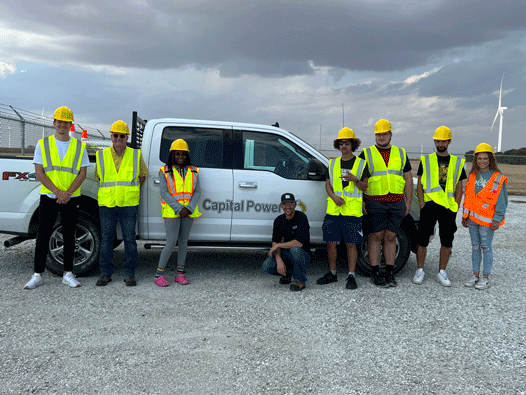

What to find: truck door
left=145, top=123, right=233, bottom=241
left=231, top=128, right=327, bottom=244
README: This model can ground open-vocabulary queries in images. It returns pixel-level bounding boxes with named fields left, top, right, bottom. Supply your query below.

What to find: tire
left=45, top=213, right=101, bottom=276
left=356, top=226, right=411, bottom=276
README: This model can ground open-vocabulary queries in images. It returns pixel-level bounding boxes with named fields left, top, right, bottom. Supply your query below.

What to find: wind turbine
left=491, top=73, right=507, bottom=153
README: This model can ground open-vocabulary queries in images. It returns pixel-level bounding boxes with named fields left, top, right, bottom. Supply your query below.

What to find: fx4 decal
left=2, top=172, right=38, bottom=181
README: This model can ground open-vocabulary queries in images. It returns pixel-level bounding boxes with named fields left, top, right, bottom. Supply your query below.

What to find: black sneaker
left=370, top=273, right=388, bottom=287
left=316, top=272, right=337, bottom=285
left=96, top=276, right=112, bottom=286
left=124, top=276, right=137, bottom=286
left=346, top=275, right=357, bottom=290
left=385, top=272, right=398, bottom=287
left=279, top=274, right=292, bottom=284
left=290, top=281, right=306, bottom=292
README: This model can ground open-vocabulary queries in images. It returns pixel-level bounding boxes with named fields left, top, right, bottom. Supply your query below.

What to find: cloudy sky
left=1, top=0, right=525, bottom=156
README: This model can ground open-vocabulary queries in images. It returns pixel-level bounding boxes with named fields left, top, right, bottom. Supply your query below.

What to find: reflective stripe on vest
left=462, top=172, right=506, bottom=227
left=421, top=153, right=465, bottom=212
left=40, top=136, right=85, bottom=196
left=364, top=145, right=406, bottom=195
left=327, top=156, right=365, bottom=217
left=97, top=147, right=141, bottom=207
left=160, top=166, right=201, bottom=218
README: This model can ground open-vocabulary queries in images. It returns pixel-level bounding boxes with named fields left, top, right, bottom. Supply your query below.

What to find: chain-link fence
left=0, top=104, right=110, bottom=156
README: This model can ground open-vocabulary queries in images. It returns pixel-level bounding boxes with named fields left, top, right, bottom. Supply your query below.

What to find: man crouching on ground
left=262, top=193, right=311, bottom=292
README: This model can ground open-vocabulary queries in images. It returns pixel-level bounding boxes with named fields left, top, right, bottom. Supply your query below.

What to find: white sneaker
left=475, top=277, right=490, bottom=290
left=436, top=270, right=451, bottom=287
left=62, top=272, right=81, bottom=288
left=24, top=273, right=43, bottom=289
left=413, top=269, right=425, bottom=284
left=464, top=275, right=479, bottom=287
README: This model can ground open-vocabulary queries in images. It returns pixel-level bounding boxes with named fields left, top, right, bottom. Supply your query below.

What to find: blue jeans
left=99, top=206, right=139, bottom=277
left=262, top=247, right=310, bottom=284
left=468, top=220, right=495, bottom=275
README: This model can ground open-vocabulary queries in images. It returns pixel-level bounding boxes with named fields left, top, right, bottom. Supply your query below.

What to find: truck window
left=160, top=127, right=224, bottom=169
left=242, top=131, right=315, bottom=180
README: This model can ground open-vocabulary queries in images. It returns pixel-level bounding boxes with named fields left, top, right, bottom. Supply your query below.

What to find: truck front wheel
left=45, top=213, right=101, bottom=276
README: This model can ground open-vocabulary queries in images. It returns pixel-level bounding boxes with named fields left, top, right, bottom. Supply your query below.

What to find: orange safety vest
left=160, top=165, right=201, bottom=218
left=462, top=171, right=507, bottom=227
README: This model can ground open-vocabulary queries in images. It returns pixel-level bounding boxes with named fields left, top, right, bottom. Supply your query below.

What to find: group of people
left=262, top=120, right=508, bottom=291
left=24, top=106, right=199, bottom=289
left=22, top=107, right=508, bottom=292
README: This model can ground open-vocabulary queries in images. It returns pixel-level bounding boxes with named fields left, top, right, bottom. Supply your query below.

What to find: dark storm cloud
left=2, top=0, right=526, bottom=76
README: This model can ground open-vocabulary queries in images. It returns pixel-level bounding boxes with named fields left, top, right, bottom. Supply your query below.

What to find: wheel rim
left=49, top=224, right=95, bottom=268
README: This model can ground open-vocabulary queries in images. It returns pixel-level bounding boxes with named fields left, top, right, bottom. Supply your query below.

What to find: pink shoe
left=154, top=276, right=170, bottom=287
left=174, top=273, right=189, bottom=285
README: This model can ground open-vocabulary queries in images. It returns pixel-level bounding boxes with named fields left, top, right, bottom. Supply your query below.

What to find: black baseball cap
left=280, top=193, right=296, bottom=204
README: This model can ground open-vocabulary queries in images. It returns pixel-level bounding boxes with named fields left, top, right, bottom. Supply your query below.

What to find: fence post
left=10, top=106, right=26, bottom=156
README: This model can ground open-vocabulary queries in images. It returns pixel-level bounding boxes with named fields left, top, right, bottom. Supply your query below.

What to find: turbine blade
left=491, top=111, right=499, bottom=131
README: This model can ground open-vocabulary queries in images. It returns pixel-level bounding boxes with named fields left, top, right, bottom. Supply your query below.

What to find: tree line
left=465, top=147, right=526, bottom=164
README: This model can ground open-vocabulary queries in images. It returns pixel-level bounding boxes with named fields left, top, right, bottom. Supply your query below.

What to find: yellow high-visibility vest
left=421, top=153, right=465, bottom=212
left=326, top=157, right=366, bottom=217
left=39, top=135, right=86, bottom=196
left=363, top=145, right=406, bottom=195
left=160, top=166, right=202, bottom=218
left=97, top=147, right=141, bottom=207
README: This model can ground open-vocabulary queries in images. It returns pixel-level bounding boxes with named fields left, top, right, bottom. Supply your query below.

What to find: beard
left=436, top=146, right=447, bottom=153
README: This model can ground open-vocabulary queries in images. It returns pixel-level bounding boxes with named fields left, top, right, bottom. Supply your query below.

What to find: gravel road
left=1, top=198, right=526, bottom=394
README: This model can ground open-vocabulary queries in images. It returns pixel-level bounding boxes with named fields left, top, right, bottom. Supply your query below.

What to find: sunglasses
left=112, top=133, right=127, bottom=139
left=339, top=141, right=352, bottom=146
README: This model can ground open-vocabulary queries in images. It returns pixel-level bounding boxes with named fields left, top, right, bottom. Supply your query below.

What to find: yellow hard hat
left=433, top=126, right=452, bottom=140
left=337, top=127, right=356, bottom=140
left=110, top=120, right=130, bottom=135
left=474, top=143, right=494, bottom=155
left=170, top=139, right=190, bottom=152
left=53, top=106, right=74, bottom=122
left=374, top=119, right=392, bottom=134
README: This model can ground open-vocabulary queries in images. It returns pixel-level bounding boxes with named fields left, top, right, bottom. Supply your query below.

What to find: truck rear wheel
left=45, top=213, right=101, bottom=276
left=356, top=227, right=411, bottom=276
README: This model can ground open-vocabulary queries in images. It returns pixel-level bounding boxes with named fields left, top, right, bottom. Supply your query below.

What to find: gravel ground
left=1, top=198, right=526, bottom=395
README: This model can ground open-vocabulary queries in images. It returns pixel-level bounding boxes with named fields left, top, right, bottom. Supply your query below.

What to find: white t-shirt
left=33, top=137, right=90, bottom=198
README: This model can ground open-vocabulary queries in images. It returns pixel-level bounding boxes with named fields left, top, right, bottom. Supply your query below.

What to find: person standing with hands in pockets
left=316, top=127, right=369, bottom=290
left=154, top=139, right=201, bottom=286
left=462, top=143, right=508, bottom=290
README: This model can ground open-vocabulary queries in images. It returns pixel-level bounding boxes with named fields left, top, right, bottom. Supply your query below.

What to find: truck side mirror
left=307, top=159, right=327, bottom=181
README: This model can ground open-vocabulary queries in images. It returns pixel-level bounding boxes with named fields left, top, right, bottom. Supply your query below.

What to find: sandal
left=154, top=276, right=170, bottom=287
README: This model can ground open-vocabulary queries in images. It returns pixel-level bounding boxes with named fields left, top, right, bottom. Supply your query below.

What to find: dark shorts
left=322, top=215, right=364, bottom=244
left=417, top=201, right=457, bottom=248
left=364, top=199, right=406, bottom=234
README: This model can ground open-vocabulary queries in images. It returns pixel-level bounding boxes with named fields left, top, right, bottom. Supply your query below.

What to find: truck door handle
left=153, top=178, right=160, bottom=185
left=238, top=182, right=258, bottom=189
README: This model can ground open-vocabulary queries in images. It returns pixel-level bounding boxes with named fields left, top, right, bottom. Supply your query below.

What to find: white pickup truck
left=0, top=112, right=419, bottom=275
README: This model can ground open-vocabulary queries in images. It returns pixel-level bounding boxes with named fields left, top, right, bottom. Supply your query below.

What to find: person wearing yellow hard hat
left=358, top=119, right=413, bottom=287
left=316, top=127, right=370, bottom=290
left=413, top=126, right=467, bottom=287
left=24, top=106, right=90, bottom=290
left=461, top=143, right=508, bottom=290
left=95, top=120, right=149, bottom=287
left=155, top=139, right=202, bottom=287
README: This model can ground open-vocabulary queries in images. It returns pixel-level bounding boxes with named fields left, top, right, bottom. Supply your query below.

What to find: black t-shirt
left=326, top=156, right=371, bottom=188
left=272, top=211, right=311, bottom=254
left=417, top=155, right=467, bottom=191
